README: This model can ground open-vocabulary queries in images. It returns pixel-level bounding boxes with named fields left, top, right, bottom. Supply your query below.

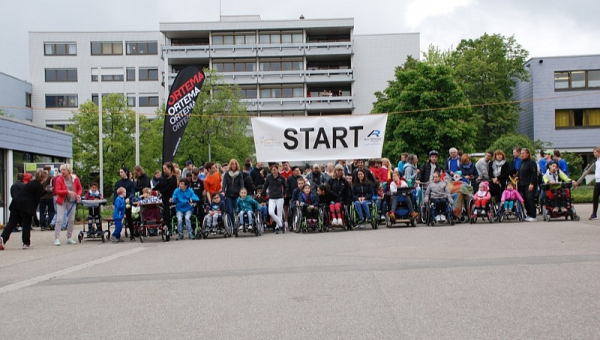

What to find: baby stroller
left=540, top=182, right=580, bottom=222
left=77, top=199, right=109, bottom=242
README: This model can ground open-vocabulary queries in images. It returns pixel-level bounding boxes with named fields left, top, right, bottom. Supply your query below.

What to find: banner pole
left=98, top=67, right=103, bottom=197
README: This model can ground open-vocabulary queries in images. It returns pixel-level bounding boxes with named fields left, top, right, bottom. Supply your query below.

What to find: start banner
left=251, top=114, right=388, bottom=162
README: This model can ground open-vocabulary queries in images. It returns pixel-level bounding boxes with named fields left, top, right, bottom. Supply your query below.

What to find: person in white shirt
left=590, top=146, right=600, bottom=220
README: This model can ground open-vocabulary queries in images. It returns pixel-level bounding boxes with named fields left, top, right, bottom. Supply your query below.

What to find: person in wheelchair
left=171, top=179, right=200, bottom=240
left=543, top=161, right=577, bottom=213
left=500, top=181, right=524, bottom=213
left=298, top=184, right=319, bottom=226
left=236, top=187, right=260, bottom=231
left=389, top=171, right=418, bottom=221
left=352, top=169, right=374, bottom=223
left=423, top=172, right=454, bottom=220
left=472, top=181, right=491, bottom=219
left=205, top=192, right=225, bottom=234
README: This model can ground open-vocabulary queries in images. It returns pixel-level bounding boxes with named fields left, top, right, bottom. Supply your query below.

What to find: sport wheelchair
left=540, top=182, right=580, bottom=222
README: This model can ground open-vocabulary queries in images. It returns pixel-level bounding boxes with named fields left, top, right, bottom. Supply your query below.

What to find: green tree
left=421, top=44, right=452, bottom=67
left=67, top=93, right=141, bottom=198
left=488, top=133, right=547, bottom=162
left=372, top=57, right=477, bottom=163
left=0, top=108, right=6, bottom=116
left=449, top=33, right=529, bottom=148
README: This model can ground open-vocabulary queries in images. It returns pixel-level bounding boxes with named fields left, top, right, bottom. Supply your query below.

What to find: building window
left=91, top=68, right=124, bottom=82
left=126, top=94, right=136, bottom=107
left=126, top=41, right=158, bottom=55
left=213, top=60, right=256, bottom=73
left=554, top=70, right=600, bottom=90
left=260, top=59, right=303, bottom=71
left=238, top=88, right=257, bottom=99
left=139, top=68, right=158, bottom=81
left=126, top=68, right=136, bottom=81
left=171, top=38, right=209, bottom=46
left=25, top=93, right=32, bottom=107
left=259, top=86, right=303, bottom=98
left=212, top=33, right=256, bottom=45
left=555, top=108, right=600, bottom=128
left=44, top=43, right=77, bottom=56
left=45, top=68, right=78, bottom=82
left=91, top=42, right=123, bottom=55
left=46, top=95, right=78, bottom=108
left=139, top=95, right=159, bottom=107
left=258, top=31, right=303, bottom=44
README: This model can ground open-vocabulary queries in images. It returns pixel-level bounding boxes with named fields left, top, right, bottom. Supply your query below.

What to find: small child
left=84, top=182, right=103, bottom=235
left=236, top=188, right=260, bottom=231
left=255, top=185, right=269, bottom=223
left=205, top=192, right=225, bottom=234
left=317, top=184, right=340, bottom=226
left=472, top=182, right=491, bottom=218
left=292, top=177, right=306, bottom=209
left=111, top=187, right=126, bottom=242
left=375, top=186, right=386, bottom=221
left=298, top=184, right=319, bottom=225
left=137, top=188, right=162, bottom=222
left=500, top=182, right=524, bottom=211
left=171, top=179, right=199, bottom=240
left=543, top=161, right=577, bottom=212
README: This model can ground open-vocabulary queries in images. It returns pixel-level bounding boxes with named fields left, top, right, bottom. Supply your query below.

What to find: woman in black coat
left=517, top=148, right=539, bottom=221
left=153, top=162, right=178, bottom=230
left=1, top=169, right=49, bottom=250
left=488, top=150, right=510, bottom=202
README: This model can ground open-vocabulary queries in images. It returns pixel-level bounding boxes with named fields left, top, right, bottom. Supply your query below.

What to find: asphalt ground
left=0, top=204, right=599, bottom=340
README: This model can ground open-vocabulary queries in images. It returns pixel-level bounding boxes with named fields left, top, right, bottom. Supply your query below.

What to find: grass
left=571, top=186, right=594, bottom=203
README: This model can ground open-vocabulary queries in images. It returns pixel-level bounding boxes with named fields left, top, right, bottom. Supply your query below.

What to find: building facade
left=161, top=16, right=419, bottom=116
left=515, top=55, right=600, bottom=160
left=0, top=72, right=33, bottom=121
left=29, top=31, right=164, bottom=128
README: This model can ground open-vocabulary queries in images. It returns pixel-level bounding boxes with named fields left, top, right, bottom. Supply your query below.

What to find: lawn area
left=571, top=185, right=594, bottom=203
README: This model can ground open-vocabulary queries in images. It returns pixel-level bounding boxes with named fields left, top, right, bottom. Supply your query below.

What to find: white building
left=29, top=16, right=419, bottom=125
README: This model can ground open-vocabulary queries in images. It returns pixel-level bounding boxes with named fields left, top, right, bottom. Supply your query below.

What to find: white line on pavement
left=0, top=247, right=147, bottom=295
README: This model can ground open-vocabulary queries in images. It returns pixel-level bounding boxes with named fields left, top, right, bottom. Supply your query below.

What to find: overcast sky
left=1, top=0, right=598, bottom=81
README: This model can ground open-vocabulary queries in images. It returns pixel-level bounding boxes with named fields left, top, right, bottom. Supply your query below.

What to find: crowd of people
left=1, top=145, right=599, bottom=250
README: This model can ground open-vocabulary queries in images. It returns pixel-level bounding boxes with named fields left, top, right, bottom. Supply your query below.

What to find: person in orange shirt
left=203, top=161, right=222, bottom=202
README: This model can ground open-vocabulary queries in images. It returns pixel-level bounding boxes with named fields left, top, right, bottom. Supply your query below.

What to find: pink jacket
left=501, top=189, right=524, bottom=203
left=474, top=190, right=491, bottom=201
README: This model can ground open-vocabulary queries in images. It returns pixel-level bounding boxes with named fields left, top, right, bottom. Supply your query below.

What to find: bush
left=488, top=134, right=547, bottom=162
left=561, top=152, right=584, bottom=179
left=571, top=186, right=594, bottom=203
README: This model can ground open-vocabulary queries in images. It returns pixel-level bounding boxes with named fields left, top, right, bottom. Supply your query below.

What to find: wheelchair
left=320, top=202, right=351, bottom=232
left=496, top=199, right=526, bottom=223
left=540, top=182, right=580, bottom=222
left=199, top=211, right=233, bottom=239
left=348, top=200, right=378, bottom=229
left=234, top=210, right=263, bottom=237
left=296, top=203, right=324, bottom=233
left=424, top=198, right=454, bottom=226
left=170, top=203, right=201, bottom=239
left=385, top=187, right=418, bottom=228
left=467, top=196, right=497, bottom=224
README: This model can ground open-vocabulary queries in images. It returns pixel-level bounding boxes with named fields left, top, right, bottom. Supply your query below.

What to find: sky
left=1, top=0, right=598, bottom=82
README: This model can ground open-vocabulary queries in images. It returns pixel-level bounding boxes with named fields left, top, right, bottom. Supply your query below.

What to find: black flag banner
left=162, top=66, right=205, bottom=163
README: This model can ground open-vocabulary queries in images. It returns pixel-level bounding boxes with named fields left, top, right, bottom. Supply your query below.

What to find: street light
left=207, top=129, right=213, bottom=162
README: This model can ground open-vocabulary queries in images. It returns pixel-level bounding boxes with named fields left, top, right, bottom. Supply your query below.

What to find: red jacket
left=55, top=175, right=83, bottom=205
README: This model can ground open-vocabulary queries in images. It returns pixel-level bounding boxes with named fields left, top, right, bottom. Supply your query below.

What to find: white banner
left=251, top=114, right=388, bottom=162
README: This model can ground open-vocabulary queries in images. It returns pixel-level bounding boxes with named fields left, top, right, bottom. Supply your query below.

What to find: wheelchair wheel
left=319, top=208, right=329, bottom=232
left=370, top=203, right=379, bottom=229
left=223, top=214, right=233, bottom=238
left=77, top=231, right=83, bottom=243
left=542, top=207, right=550, bottom=222
left=294, top=208, right=302, bottom=233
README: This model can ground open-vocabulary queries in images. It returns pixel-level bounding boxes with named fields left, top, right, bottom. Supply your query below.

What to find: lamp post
left=207, top=129, right=212, bottom=162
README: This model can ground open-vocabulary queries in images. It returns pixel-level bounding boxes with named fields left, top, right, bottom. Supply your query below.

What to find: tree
left=67, top=93, right=141, bottom=198
left=372, top=57, right=477, bottom=163
left=488, top=133, right=547, bottom=162
left=449, top=33, right=529, bottom=148
left=0, top=108, right=6, bottom=116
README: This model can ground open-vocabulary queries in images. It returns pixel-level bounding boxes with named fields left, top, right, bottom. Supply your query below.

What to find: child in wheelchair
left=471, top=181, right=491, bottom=219
left=499, top=181, right=524, bottom=215
left=236, top=187, right=260, bottom=231
left=389, top=171, right=418, bottom=221
left=424, top=172, right=454, bottom=222
left=298, top=184, right=319, bottom=227
left=171, top=179, right=200, bottom=240
left=204, top=192, right=225, bottom=235
left=83, top=182, right=103, bottom=236
left=136, top=188, right=163, bottom=236
left=542, top=161, right=577, bottom=213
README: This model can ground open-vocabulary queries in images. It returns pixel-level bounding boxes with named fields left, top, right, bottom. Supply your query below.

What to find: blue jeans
left=239, top=211, right=253, bottom=226
left=376, top=199, right=386, bottom=216
left=177, top=210, right=193, bottom=235
left=259, top=206, right=268, bottom=221
left=354, top=200, right=371, bottom=220
left=225, top=196, right=237, bottom=221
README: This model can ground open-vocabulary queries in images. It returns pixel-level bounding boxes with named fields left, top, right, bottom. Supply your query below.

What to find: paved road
left=1, top=204, right=599, bottom=340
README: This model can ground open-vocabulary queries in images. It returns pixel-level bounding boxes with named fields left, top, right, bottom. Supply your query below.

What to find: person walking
left=114, top=167, right=135, bottom=240
left=54, top=164, right=82, bottom=245
left=38, top=166, right=55, bottom=231
left=590, top=146, right=600, bottom=220
left=0, top=169, right=49, bottom=250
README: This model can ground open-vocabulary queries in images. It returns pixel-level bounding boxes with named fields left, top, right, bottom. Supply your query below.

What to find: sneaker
left=589, top=214, right=597, bottom=220
left=275, top=228, right=279, bottom=234
left=189, top=234, right=194, bottom=240
left=0, top=238, right=4, bottom=250
left=411, top=212, right=419, bottom=219
left=389, top=212, right=396, bottom=222
left=471, top=214, right=477, bottom=220
left=54, top=239, right=61, bottom=246
left=176, top=234, right=184, bottom=240
left=22, top=243, right=33, bottom=249
left=525, top=217, right=537, bottom=222
left=553, top=207, right=559, bottom=213
left=238, top=225, right=243, bottom=231
left=66, top=238, right=77, bottom=245
left=282, top=225, right=286, bottom=234
left=110, top=236, right=124, bottom=242
left=248, top=225, right=253, bottom=231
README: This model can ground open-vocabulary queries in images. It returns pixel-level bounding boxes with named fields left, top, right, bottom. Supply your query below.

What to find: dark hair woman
left=153, top=162, right=178, bottom=233
left=517, top=148, right=538, bottom=221
left=1, top=169, right=49, bottom=250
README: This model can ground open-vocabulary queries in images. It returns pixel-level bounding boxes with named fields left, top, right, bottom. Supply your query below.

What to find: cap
left=429, top=150, right=439, bottom=156
left=186, top=160, right=193, bottom=165
left=544, top=150, right=552, bottom=155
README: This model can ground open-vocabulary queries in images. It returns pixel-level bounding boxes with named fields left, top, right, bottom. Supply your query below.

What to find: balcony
left=304, top=69, right=354, bottom=83
left=241, top=96, right=354, bottom=113
left=163, top=41, right=353, bottom=59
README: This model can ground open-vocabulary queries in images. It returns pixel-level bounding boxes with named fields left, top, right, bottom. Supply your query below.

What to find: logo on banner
left=364, top=129, right=383, bottom=146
